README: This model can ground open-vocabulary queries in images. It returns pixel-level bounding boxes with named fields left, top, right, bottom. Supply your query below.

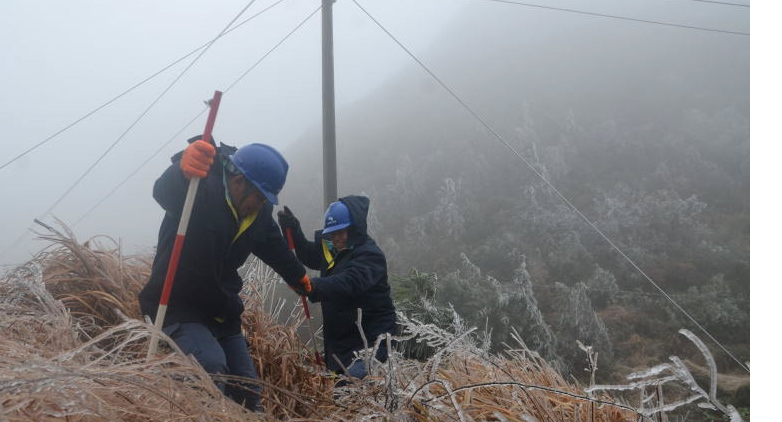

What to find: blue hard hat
left=229, top=143, right=289, bottom=205
left=322, top=201, right=352, bottom=234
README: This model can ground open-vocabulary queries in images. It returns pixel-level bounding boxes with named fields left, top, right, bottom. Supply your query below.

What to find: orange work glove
left=180, top=139, right=216, bottom=179
left=300, top=274, right=312, bottom=293
left=287, top=274, right=312, bottom=296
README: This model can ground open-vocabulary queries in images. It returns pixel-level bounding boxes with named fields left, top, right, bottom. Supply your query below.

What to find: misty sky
left=0, top=0, right=750, bottom=265
left=0, top=0, right=472, bottom=264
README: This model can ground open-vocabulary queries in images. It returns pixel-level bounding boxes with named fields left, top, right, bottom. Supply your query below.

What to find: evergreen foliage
left=393, top=254, right=560, bottom=365
left=281, top=2, right=749, bottom=390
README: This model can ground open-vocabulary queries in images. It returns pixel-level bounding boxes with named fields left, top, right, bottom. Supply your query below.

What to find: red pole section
left=147, top=90, right=223, bottom=360
left=285, top=228, right=296, bottom=252
left=286, top=228, right=323, bottom=366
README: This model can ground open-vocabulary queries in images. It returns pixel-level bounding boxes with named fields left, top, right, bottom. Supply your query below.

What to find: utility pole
left=322, top=0, right=337, bottom=211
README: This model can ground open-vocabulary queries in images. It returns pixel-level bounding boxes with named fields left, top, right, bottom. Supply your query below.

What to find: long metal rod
left=322, top=0, right=337, bottom=211
left=286, top=228, right=324, bottom=366
left=146, top=90, right=223, bottom=361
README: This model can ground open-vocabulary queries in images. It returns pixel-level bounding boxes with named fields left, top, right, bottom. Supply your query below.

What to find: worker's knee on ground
left=164, top=322, right=229, bottom=375
left=347, top=359, right=368, bottom=380
left=217, top=333, right=261, bottom=410
left=199, top=352, right=229, bottom=375
left=226, top=384, right=262, bottom=411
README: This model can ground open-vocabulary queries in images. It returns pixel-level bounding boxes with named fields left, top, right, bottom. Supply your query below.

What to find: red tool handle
left=158, top=91, right=222, bottom=307
left=286, top=227, right=323, bottom=366
left=301, top=296, right=313, bottom=319
left=285, top=228, right=296, bottom=251
left=147, top=91, right=222, bottom=360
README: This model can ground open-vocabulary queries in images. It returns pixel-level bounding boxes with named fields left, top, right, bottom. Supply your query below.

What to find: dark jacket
left=138, top=136, right=305, bottom=337
left=288, top=195, right=396, bottom=372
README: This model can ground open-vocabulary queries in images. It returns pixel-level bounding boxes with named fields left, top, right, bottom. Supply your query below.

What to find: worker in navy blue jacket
left=138, top=136, right=311, bottom=411
left=277, top=195, right=396, bottom=378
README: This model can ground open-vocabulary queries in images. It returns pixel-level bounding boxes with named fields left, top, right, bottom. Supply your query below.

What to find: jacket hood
left=340, top=195, right=370, bottom=245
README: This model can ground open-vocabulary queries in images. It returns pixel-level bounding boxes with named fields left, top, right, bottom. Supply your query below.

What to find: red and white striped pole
left=147, top=90, right=223, bottom=360
left=286, top=228, right=323, bottom=367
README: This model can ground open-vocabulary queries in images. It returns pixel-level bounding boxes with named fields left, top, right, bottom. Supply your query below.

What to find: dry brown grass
left=427, top=350, right=631, bottom=422
left=0, top=265, right=258, bottom=421
left=0, top=224, right=642, bottom=422
left=34, top=220, right=148, bottom=331
left=242, top=301, right=336, bottom=419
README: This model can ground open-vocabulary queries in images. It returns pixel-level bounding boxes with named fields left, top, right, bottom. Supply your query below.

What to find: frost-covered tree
left=501, top=255, right=559, bottom=362
left=431, top=178, right=465, bottom=240
left=552, top=282, right=613, bottom=372
left=434, top=253, right=560, bottom=362
left=277, top=18, right=750, bottom=397
left=591, top=186, right=713, bottom=289
left=584, top=266, right=620, bottom=308
left=436, top=253, right=497, bottom=326
left=398, top=177, right=467, bottom=270
left=670, top=274, right=749, bottom=345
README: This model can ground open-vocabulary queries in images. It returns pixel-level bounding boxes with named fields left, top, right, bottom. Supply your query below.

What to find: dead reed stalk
left=0, top=223, right=641, bottom=421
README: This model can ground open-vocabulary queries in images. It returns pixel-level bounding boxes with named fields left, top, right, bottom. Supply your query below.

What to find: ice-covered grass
left=0, top=223, right=740, bottom=421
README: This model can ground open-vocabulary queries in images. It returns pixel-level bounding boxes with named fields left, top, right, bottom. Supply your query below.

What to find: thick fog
left=1, top=0, right=748, bottom=271
left=277, top=0, right=749, bottom=235
left=0, top=0, right=755, bottom=400
left=0, top=0, right=467, bottom=264
left=270, top=0, right=750, bottom=376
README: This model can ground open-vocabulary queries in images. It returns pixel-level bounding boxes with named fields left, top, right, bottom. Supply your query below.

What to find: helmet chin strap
left=235, top=194, right=250, bottom=217
left=232, top=177, right=262, bottom=217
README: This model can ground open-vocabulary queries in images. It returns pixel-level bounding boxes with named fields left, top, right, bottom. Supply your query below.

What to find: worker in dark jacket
left=277, top=195, right=396, bottom=378
left=138, top=136, right=311, bottom=411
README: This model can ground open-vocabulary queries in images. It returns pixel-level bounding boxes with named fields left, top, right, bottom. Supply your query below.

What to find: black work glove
left=277, top=205, right=300, bottom=231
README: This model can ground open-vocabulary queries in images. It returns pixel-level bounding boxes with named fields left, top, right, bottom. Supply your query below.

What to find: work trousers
left=163, top=322, right=261, bottom=411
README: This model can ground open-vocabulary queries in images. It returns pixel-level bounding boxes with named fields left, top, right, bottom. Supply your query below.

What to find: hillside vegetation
left=279, top=1, right=749, bottom=401
left=0, top=226, right=747, bottom=421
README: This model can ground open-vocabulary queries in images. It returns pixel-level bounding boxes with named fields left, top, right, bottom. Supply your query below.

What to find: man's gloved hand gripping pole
left=146, top=91, right=222, bottom=361
left=282, top=211, right=323, bottom=367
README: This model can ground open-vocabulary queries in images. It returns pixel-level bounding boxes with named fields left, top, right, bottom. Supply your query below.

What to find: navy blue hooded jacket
left=287, top=195, right=396, bottom=372
left=138, top=137, right=306, bottom=337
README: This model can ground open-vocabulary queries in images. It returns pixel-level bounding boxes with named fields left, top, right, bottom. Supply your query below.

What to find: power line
left=225, top=6, right=322, bottom=92
left=0, top=0, right=260, bottom=263
left=464, top=0, right=749, bottom=36
left=73, top=6, right=322, bottom=227
left=41, top=0, right=259, bottom=217
left=72, top=108, right=208, bottom=227
left=672, top=0, right=749, bottom=7
left=0, top=0, right=291, bottom=173
left=530, top=282, right=750, bottom=303
left=350, top=0, right=750, bottom=374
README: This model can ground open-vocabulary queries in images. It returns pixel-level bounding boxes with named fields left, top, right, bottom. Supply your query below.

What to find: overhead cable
left=672, top=0, right=749, bottom=7
left=41, top=0, right=260, bottom=219
left=0, top=0, right=260, bottom=263
left=72, top=107, right=208, bottom=227
left=73, top=6, right=322, bottom=227
left=0, top=0, right=290, bottom=172
left=351, top=0, right=750, bottom=373
left=466, top=0, right=749, bottom=36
